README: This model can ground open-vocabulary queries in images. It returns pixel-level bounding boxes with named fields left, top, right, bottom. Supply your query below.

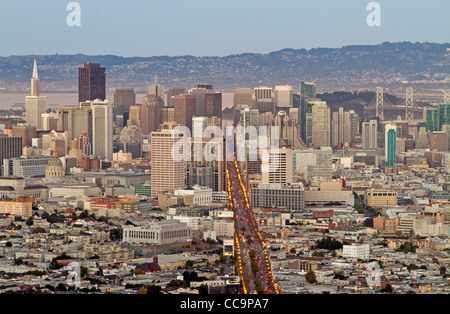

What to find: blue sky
left=0, top=0, right=448, bottom=57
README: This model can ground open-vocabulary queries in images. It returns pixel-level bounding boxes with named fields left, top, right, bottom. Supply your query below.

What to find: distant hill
left=0, top=42, right=448, bottom=95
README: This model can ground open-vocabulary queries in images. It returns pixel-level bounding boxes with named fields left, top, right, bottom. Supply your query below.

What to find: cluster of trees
left=316, top=237, right=343, bottom=251
left=395, top=242, right=418, bottom=254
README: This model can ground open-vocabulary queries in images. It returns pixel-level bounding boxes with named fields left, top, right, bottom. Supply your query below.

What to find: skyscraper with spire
left=26, top=59, right=47, bottom=130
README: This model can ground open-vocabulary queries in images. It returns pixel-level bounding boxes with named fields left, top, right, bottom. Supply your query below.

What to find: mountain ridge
left=0, top=42, right=448, bottom=94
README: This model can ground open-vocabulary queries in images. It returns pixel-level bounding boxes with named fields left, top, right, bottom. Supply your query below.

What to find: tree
left=305, top=270, right=317, bottom=284
left=26, top=216, right=34, bottom=226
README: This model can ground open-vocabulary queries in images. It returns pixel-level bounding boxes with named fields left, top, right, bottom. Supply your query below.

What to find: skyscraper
left=332, top=108, right=359, bottom=147
left=254, top=86, right=272, bottom=102
left=92, top=99, right=113, bottom=160
left=311, top=101, right=331, bottom=148
left=439, top=103, right=450, bottom=131
left=234, top=88, right=253, bottom=107
left=113, top=88, right=136, bottom=115
left=0, top=135, right=23, bottom=170
left=26, top=59, right=47, bottom=130
left=415, top=122, right=428, bottom=149
left=385, top=124, right=397, bottom=167
left=140, top=95, right=161, bottom=135
left=362, top=120, right=378, bottom=149
left=261, top=148, right=294, bottom=184
left=205, top=93, right=222, bottom=120
left=274, top=85, right=293, bottom=109
left=151, top=122, right=186, bottom=198
left=79, top=63, right=106, bottom=103
left=174, top=94, right=197, bottom=133
left=167, top=88, right=185, bottom=107
left=147, top=74, right=165, bottom=105
left=424, top=107, right=439, bottom=132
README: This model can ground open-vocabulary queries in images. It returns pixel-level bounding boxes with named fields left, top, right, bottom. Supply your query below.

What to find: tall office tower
left=150, top=122, right=186, bottom=198
left=167, top=88, right=185, bottom=107
left=300, top=81, right=317, bottom=142
left=264, top=111, right=303, bottom=149
left=160, top=107, right=175, bottom=123
left=192, top=116, right=209, bottom=139
left=301, top=81, right=317, bottom=100
left=79, top=131, right=92, bottom=156
left=429, top=132, right=449, bottom=152
left=92, top=99, right=113, bottom=160
left=9, top=124, right=36, bottom=147
left=147, top=74, right=165, bottom=105
left=254, top=86, right=272, bottom=102
left=26, top=59, right=47, bottom=131
left=256, top=98, right=275, bottom=114
left=190, top=87, right=207, bottom=116
left=274, top=85, right=293, bottom=109
left=424, top=107, right=439, bottom=132
left=385, top=124, right=397, bottom=167
left=174, top=94, right=197, bottom=133
left=0, top=135, right=22, bottom=170
left=186, top=137, right=226, bottom=192
left=140, top=94, right=161, bottom=135
left=332, top=108, right=359, bottom=147
left=113, top=88, right=135, bottom=115
left=128, top=105, right=141, bottom=128
left=41, top=113, right=58, bottom=131
left=362, top=120, right=378, bottom=149
left=416, top=122, right=429, bottom=149
left=205, top=93, right=222, bottom=120
left=78, top=63, right=106, bottom=103
left=439, top=103, right=450, bottom=131
left=239, top=107, right=259, bottom=140
left=311, top=101, right=331, bottom=148
left=56, top=107, right=92, bottom=142
left=261, top=148, right=294, bottom=184
left=234, top=88, right=253, bottom=106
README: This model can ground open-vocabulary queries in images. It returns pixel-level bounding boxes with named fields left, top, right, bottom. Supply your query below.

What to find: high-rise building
left=92, top=99, right=113, bottom=160
left=261, top=148, right=293, bottom=184
left=416, top=122, right=429, bottom=149
left=205, top=93, right=222, bottom=120
left=429, top=131, right=449, bottom=152
left=385, top=124, right=397, bottom=167
left=332, top=108, right=359, bottom=147
left=234, top=88, right=253, bottom=107
left=0, top=135, right=22, bottom=170
left=78, top=63, right=106, bottom=103
left=174, top=94, right=197, bottom=133
left=254, top=86, right=272, bottom=102
left=128, top=105, right=141, bottom=128
left=167, top=88, right=185, bottom=107
left=362, top=120, right=378, bottom=149
left=311, top=101, right=330, bottom=148
left=439, top=103, right=450, bottom=131
left=192, top=116, right=209, bottom=139
left=301, top=81, right=317, bottom=100
left=424, top=107, right=439, bottom=132
left=150, top=122, right=186, bottom=198
left=26, top=59, right=46, bottom=131
left=274, top=85, right=293, bottom=108
left=147, top=74, right=165, bottom=106
left=57, top=107, right=93, bottom=142
left=300, top=82, right=317, bottom=142
left=140, top=95, right=161, bottom=135
left=113, top=89, right=135, bottom=115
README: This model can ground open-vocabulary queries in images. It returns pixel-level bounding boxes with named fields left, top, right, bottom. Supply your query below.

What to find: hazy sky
left=0, top=0, right=448, bottom=57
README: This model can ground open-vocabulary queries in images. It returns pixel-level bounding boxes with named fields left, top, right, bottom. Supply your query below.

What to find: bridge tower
left=376, top=87, right=384, bottom=121
left=406, top=87, right=414, bottom=122
left=444, top=89, right=450, bottom=104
